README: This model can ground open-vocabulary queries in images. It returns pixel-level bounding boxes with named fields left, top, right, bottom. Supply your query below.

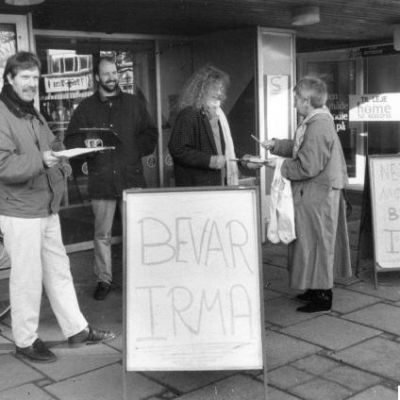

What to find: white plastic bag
left=267, top=158, right=296, bottom=244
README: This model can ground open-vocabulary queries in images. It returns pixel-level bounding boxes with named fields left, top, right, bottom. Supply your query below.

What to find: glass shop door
left=297, top=49, right=365, bottom=188
left=35, top=35, right=158, bottom=251
left=257, top=27, right=296, bottom=241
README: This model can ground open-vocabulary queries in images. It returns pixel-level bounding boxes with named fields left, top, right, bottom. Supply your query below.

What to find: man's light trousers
left=0, top=214, right=87, bottom=348
left=92, top=199, right=121, bottom=284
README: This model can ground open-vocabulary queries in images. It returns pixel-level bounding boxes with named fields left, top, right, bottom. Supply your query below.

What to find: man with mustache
left=66, top=56, right=157, bottom=300
left=0, top=51, right=115, bottom=363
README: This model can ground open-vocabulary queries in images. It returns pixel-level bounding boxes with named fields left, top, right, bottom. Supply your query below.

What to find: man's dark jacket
left=66, top=90, right=157, bottom=199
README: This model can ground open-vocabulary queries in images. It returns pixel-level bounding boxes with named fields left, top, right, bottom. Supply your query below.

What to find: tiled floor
left=1, top=208, right=400, bottom=399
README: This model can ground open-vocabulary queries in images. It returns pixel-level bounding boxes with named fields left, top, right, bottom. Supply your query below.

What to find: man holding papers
left=66, top=56, right=157, bottom=300
left=0, top=51, right=115, bottom=363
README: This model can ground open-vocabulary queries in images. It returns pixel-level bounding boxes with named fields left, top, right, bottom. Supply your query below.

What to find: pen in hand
left=251, top=134, right=262, bottom=145
left=251, top=134, right=274, bottom=150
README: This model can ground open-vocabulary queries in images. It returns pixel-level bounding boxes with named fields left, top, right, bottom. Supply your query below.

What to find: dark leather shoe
left=297, top=289, right=332, bottom=313
left=68, top=325, right=116, bottom=346
left=94, top=282, right=111, bottom=300
left=16, top=338, right=57, bottom=363
left=296, top=289, right=316, bottom=302
left=297, top=302, right=331, bottom=313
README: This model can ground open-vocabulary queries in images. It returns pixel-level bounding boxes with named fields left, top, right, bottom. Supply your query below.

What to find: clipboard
left=64, top=127, right=120, bottom=149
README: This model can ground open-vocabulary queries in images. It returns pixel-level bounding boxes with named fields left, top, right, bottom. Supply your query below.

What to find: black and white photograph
left=0, top=1, right=400, bottom=399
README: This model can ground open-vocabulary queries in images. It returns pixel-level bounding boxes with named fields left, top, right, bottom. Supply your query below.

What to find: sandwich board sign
left=122, top=186, right=267, bottom=398
left=368, top=154, right=400, bottom=287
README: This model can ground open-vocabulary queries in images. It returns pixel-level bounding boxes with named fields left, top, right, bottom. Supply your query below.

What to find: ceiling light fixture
left=5, top=0, right=44, bottom=5
left=291, top=6, right=320, bottom=26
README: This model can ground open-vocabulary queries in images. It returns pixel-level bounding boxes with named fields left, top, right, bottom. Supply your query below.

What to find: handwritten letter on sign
left=124, top=188, right=263, bottom=371
left=369, top=155, right=400, bottom=268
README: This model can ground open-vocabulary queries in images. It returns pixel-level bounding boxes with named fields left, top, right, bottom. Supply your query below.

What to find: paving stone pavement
left=1, top=205, right=400, bottom=399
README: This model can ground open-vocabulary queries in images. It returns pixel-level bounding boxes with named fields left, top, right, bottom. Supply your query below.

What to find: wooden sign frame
left=122, top=186, right=268, bottom=399
left=368, top=154, right=400, bottom=287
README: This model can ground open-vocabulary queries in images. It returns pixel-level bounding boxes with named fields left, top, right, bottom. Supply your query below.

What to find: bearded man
left=66, top=56, right=157, bottom=300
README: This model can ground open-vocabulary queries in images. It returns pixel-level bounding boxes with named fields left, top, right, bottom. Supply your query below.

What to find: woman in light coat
left=263, top=76, right=352, bottom=313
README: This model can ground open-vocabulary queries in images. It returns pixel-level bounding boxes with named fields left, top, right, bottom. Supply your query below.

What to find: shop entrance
left=35, top=35, right=158, bottom=250
left=297, top=50, right=366, bottom=188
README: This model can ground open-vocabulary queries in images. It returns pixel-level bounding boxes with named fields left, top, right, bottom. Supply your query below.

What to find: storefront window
left=36, top=37, right=157, bottom=247
left=40, top=49, right=94, bottom=206
left=297, top=50, right=365, bottom=187
left=305, top=60, right=357, bottom=177
left=158, top=39, right=193, bottom=187
left=364, top=53, right=400, bottom=155
left=0, top=24, right=17, bottom=90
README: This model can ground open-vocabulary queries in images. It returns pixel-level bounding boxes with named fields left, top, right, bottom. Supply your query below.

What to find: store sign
left=328, top=93, right=349, bottom=133
left=349, top=93, right=400, bottom=122
left=43, top=74, right=91, bottom=93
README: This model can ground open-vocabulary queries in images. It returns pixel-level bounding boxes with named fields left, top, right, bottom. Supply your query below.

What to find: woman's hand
left=265, top=157, right=277, bottom=168
left=261, top=139, right=275, bottom=151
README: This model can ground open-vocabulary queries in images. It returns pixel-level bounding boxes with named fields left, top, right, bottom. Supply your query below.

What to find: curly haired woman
left=168, top=64, right=260, bottom=187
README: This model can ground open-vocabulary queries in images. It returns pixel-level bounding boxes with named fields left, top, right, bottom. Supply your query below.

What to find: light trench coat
left=271, top=111, right=352, bottom=290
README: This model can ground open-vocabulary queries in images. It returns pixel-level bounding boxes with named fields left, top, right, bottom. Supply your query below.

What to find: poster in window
left=0, top=24, right=17, bottom=91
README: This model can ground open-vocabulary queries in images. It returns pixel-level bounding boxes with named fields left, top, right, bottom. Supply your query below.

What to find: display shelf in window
left=39, top=69, right=94, bottom=138
left=41, top=71, right=94, bottom=98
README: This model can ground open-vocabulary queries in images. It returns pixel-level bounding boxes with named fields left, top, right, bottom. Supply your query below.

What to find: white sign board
left=124, top=187, right=264, bottom=371
left=43, top=74, right=91, bottom=93
left=369, top=155, right=400, bottom=269
left=349, top=93, right=400, bottom=121
left=266, top=75, right=290, bottom=140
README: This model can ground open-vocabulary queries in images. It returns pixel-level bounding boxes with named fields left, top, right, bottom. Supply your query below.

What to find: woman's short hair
left=3, top=51, right=41, bottom=81
left=294, top=76, right=328, bottom=108
left=178, top=64, right=230, bottom=111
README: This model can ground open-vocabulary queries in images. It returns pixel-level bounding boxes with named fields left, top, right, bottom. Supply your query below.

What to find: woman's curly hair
left=178, top=64, right=230, bottom=111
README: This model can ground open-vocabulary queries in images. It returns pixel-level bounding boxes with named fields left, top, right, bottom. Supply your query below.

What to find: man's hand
left=241, top=154, right=263, bottom=169
left=43, top=151, right=62, bottom=168
left=209, top=155, right=226, bottom=170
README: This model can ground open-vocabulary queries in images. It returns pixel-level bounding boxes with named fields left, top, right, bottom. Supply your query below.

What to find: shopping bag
left=267, top=158, right=296, bottom=244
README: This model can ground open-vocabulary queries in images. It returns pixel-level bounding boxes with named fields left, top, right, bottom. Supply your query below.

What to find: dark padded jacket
left=66, top=90, right=158, bottom=199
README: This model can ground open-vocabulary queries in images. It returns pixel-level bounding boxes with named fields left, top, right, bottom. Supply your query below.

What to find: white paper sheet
left=53, top=146, right=115, bottom=158
left=230, top=157, right=269, bottom=165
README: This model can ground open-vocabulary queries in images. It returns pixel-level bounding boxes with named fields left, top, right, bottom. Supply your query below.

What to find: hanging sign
left=123, top=187, right=265, bottom=373
left=349, top=93, right=400, bottom=122
left=43, top=73, right=91, bottom=93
